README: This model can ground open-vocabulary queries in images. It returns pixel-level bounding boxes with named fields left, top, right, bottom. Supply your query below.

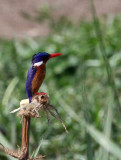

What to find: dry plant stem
left=1, top=94, right=66, bottom=160
left=21, top=116, right=31, bottom=160
left=0, top=143, right=19, bottom=158
left=0, top=143, right=28, bottom=159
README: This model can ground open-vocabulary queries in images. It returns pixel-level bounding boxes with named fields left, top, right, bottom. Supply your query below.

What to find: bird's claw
left=35, top=92, right=47, bottom=95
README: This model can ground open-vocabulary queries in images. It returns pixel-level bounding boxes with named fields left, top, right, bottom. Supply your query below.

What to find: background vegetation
left=1, top=2, right=121, bottom=160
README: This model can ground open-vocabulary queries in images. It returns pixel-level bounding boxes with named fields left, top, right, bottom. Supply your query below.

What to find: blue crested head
left=32, top=52, right=50, bottom=64
left=32, top=52, right=62, bottom=64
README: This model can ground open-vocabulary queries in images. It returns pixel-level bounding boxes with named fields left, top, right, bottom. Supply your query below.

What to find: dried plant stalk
left=21, top=116, right=31, bottom=160
left=0, top=93, right=67, bottom=160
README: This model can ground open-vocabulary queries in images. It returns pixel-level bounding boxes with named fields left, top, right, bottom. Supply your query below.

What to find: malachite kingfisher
left=26, top=52, right=62, bottom=102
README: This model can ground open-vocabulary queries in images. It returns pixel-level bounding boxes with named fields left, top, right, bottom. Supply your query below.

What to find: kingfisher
left=26, top=52, right=62, bottom=102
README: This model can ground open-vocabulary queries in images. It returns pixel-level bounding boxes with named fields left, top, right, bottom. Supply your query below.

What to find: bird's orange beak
left=50, top=53, right=62, bottom=58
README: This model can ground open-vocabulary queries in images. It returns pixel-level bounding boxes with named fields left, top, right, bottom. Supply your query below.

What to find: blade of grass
left=81, top=77, right=94, bottom=160
left=98, top=97, right=114, bottom=160
left=0, top=133, right=16, bottom=160
left=2, top=77, right=19, bottom=106
left=87, top=125, right=121, bottom=160
left=89, top=0, right=121, bottom=114
left=31, top=139, right=43, bottom=158
left=86, top=133, right=94, bottom=160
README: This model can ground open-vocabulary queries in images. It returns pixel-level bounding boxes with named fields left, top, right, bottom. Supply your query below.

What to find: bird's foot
left=35, top=92, right=47, bottom=95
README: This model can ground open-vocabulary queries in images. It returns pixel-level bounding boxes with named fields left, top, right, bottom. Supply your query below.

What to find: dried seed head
left=32, top=93, right=49, bottom=104
left=39, top=94, right=49, bottom=103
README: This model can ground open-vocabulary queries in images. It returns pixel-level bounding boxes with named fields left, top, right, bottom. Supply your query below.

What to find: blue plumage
left=32, top=52, right=49, bottom=63
left=26, top=66, right=37, bottom=102
left=26, top=52, right=50, bottom=102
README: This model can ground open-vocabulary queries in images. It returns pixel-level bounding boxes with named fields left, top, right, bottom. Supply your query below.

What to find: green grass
left=1, top=9, right=121, bottom=159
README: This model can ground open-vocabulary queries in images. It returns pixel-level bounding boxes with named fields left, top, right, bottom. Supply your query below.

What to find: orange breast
left=32, top=64, right=46, bottom=95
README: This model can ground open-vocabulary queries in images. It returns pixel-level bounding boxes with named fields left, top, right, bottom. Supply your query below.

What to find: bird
left=26, top=52, right=62, bottom=102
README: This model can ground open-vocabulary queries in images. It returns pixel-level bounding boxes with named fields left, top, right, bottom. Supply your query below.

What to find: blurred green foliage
left=1, top=11, right=121, bottom=160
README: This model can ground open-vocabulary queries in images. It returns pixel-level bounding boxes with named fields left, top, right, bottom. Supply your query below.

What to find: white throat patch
left=33, top=61, right=43, bottom=67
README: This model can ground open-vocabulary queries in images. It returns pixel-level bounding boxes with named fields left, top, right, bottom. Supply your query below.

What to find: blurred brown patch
left=0, top=0, right=121, bottom=38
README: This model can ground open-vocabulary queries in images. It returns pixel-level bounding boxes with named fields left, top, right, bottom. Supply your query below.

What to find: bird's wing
left=26, top=65, right=37, bottom=102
